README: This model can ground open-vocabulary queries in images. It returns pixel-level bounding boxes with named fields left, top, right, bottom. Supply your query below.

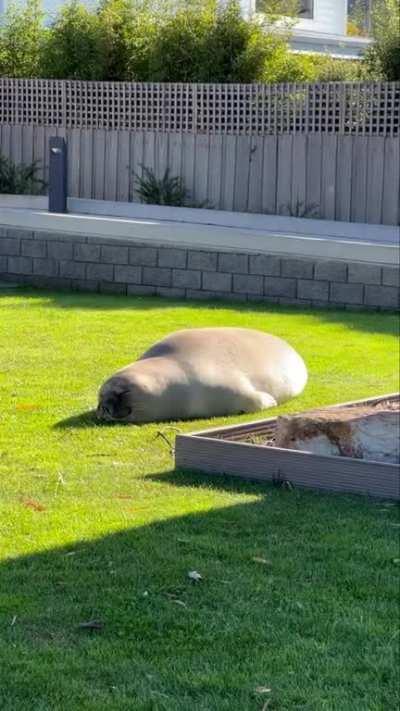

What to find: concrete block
left=202, top=271, right=232, bottom=292
left=142, top=267, right=172, bottom=287
left=348, top=262, right=381, bottom=285
left=99, top=282, right=127, bottom=295
left=233, top=274, right=263, bottom=294
left=188, top=250, right=218, bottom=271
left=74, top=243, right=101, bottom=262
left=249, top=254, right=281, bottom=276
left=279, top=298, right=312, bottom=308
left=0, top=256, right=7, bottom=272
left=330, top=282, right=364, bottom=304
left=71, top=280, right=99, bottom=293
left=127, top=284, right=157, bottom=296
left=364, top=285, right=399, bottom=310
left=281, top=258, right=314, bottom=279
left=59, top=260, right=86, bottom=279
left=101, top=245, right=129, bottom=264
left=157, top=287, right=186, bottom=298
left=7, top=228, right=33, bottom=240
left=21, top=240, right=47, bottom=258
left=382, top=266, right=400, bottom=287
left=172, top=269, right=201, bottom=289
left=264, top=276, right=296, bottom=298
left=0, top=238, right=21, bottom=256
left=47, top=241, right=73, bottom=261
left=129, top=246, right=158, bottom=266
left=86, top=263, right=114, bottom=281
left=114, top=265, right=142, bottom=284
left=33, top=258, right=59, bottom=277
left=297, top=279, right=329, bottom=301
left=29, top=275, right=71, bottom=290
left=314, top=260, right=347, bottom=282
left=218, top=252, right=248, bottom=274
left=158, top=248, right=187, bottom=269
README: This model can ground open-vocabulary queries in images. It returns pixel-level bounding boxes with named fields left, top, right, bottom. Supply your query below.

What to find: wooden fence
left=1, top=79, right=399, bottom=136
left=1, top=124, right=399, bottom=225
left=0, top=80, right=399, bottom=225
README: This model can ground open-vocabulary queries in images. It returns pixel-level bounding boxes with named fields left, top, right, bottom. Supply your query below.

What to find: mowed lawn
left=0, top=288, right=399, bottom=711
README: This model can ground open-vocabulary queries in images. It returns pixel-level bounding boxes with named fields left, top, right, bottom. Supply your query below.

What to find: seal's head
left=97, top=376, right=139, bottom=422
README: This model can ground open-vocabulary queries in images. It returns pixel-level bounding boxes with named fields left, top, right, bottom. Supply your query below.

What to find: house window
left=299, top=1, right=314, bottom=19
left=255, top=2, right=314, bottom=20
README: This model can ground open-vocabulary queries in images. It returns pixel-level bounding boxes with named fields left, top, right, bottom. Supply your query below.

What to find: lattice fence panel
left=0, top=79, right=398, bottom=135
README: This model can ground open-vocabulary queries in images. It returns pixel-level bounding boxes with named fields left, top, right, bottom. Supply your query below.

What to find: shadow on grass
left=53, top=410, right=139, bottom=429
left=0, top=488, right=397, bottom=710
left=2, top=286, right=398, bottom=337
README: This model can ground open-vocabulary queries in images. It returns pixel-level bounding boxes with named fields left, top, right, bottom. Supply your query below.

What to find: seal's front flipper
left=256, top=392, right=278, bottom=410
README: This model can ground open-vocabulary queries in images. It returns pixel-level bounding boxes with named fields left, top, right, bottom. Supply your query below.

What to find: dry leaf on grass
left=252, top=557, right=271, bottom=565
left=15, top=403, right=39, bottom=412
left=22, top=498, right=45, bottom=512
left=255, top=686, right=271, bottom=694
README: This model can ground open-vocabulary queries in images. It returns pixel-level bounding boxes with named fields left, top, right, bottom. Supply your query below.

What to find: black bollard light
left=48, top=137, right=67, bottom=213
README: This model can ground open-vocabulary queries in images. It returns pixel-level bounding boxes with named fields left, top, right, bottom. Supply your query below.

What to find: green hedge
left=0, top=0, right=380, bottom=83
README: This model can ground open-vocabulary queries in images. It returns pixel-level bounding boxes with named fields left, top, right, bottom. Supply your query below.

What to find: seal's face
left=97, top=378, right=135, bottom=422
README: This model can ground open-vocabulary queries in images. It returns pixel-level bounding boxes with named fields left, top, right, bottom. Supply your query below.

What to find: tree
left=0, top=0, right=45, bottom=77
left=362, top=0, right=400, bottom=80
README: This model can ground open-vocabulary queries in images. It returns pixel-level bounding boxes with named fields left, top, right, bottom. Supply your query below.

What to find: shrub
left=0, top=0, right=45, bottom=77
left=144, top=0, right=291, bottom=83
left=362, top=0, right=400, bottom=80
left=98, top=0, right=157, bottom=81
left=0, top=152, right=47, bottom=194
left=41, top=1, right=108, bottom=79
left=134, top=167, right=188, bottom=206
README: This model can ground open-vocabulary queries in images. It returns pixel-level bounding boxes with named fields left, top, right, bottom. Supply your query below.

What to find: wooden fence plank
left=68, top=128, right=81, bottom=198
left=306, top=134, right=322, bottom=219
left=80, top=129, right=93, bottom=199
left=10, top=124, right=23, bottom=165
left=233, top=135, right=251, bottom=212
left=21, top=125, right=34, bottom=166
left=321, top=135, right=337, bottom=221
left=207, top=134, right=223, bottom=210
left=247, top=136, right=264, bottom=213
left=291, top=134, right=307, bottom=215
left=262, top=136, right=277, bottom=215
left=104, top=130, right=118, bottom=201
left=169, top=133, right=183, bottom=184
left=131, top=131, right=144, bottom=202
left=181, top=133, right=196, bottom=204
left=220, top=135, right=236, bottom=212
left=156, top=133, right=169, bottom=180
left=193, top=134, right=209, bottom=206
left=382, top=137, right=400, bottom=226
left=335, top=136, right=353, bottom=222
left=366, top=137, right=385, bottom=225
left=116, top=130, right=130, bottom=203
left=351, top=136, right=368, bottom=223
left=276, top=135, right=293, bottom=214
left=93, top=129, right=106, bottom=200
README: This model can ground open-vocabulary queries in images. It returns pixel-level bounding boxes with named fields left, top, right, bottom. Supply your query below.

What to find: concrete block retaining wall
left=0, top=227, right=399, bottom=311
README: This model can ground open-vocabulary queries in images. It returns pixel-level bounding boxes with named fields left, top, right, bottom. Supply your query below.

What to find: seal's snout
left=97, top=390, right=132, bottom=421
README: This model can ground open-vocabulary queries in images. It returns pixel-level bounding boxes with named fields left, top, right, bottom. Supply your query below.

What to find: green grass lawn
left=0, top=288, right=399, bottom=711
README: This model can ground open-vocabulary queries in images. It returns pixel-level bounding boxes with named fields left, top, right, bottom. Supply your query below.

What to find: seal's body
left=97, top=328, right=307, bottom=423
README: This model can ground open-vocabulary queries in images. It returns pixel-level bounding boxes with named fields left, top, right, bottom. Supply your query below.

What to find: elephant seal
left=97, top=327, right=307, bottom=423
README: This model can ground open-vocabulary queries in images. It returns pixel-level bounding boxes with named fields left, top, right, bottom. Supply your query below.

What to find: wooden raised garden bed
left=175, top=394, right=400, bottom=500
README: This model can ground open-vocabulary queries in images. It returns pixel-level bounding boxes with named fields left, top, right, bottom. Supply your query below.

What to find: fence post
left=48, top=136, right=67, bottom=213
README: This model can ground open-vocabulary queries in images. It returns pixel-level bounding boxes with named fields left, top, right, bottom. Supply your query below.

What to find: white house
left=249, top=0, right=372, bottom=58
